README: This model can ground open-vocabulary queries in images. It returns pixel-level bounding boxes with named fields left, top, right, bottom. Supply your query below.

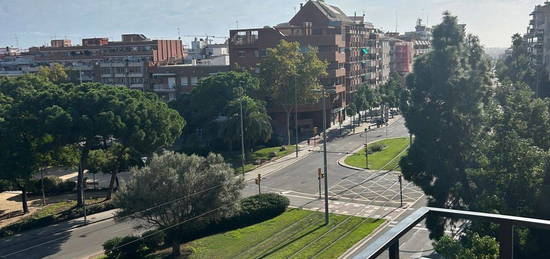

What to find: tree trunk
left=171, top=240, right=181, bottom=257
left=40, top=170, right=46, bottom=206
left=106, top=171, right=117, bottom=200
left=20, top=184, right=29, bottom=214
left=77, top=147, right=89, bottom=207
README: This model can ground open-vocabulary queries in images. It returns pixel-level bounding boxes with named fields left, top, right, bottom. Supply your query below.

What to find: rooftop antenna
left=177, top=27, right=181, bottom=40
left=395, top=10, right=398, bottom=32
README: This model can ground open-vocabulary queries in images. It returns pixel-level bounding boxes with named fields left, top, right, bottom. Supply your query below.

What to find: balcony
left=329, top=68, right=346, bottom=78
left=289, top=34, right=346, bottom=48
left=153, top=84, right=176, bottom=92
left=353, top=207, right=550, bottom=259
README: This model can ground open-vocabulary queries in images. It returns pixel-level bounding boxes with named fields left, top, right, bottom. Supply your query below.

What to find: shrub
left=237, top=193, right=289, bottom=223
left=103, top=235, right=149, bottom=259
left=141, top=230, right=165, bottom=250
left=268, top=151, right=277, bottom=158
left=367, top=143, right=385, bottom=154
left=26, top=177, right=75, bottom=195
left=0, top=179, right=14, bottom=192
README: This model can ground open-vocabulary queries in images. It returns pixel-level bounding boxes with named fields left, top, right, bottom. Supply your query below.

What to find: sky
left=0, top=0, right=544, bottom=49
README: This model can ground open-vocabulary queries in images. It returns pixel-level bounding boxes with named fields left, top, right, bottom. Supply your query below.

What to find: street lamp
left=294, top=76, right=299, bottom=158
left=239, top=96, right=246, bottom=177
left=321, top=86, right=329, bottom=225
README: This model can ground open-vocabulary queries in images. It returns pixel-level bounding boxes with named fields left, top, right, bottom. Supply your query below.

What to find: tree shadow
left=256, top=224, right=325, bottom=258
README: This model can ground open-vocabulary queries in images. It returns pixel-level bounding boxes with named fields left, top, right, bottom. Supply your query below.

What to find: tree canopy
left=113, top=151, right=244, bottom=256
left=399, top=12, right=492, bottom=237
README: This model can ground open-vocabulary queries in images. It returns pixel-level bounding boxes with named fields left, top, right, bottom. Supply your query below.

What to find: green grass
left=31, top=197, right=104, bottom=219
left=229, top=145, right=296, bottom=174
left=185, top=209, right=384, bottom=259
left=345, top=138, right=409, bottom=170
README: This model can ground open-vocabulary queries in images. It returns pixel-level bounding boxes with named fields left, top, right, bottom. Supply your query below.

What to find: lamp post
left=322, top=86, right=329, bottom=225
left=240, top=97, right=246, bottom=176
left=365, top=128, right=369, bottom=169
left=294, top=77, right=299, bottom=158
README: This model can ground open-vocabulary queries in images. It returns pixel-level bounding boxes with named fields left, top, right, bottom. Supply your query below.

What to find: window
left=191, top=77, right=198, bottom=85
left=238, top=51, right=246, bottom=57
left=254, top=50, right=259, bottom=57
left=260, top=48, right=267, bottom=57
left=181, top=76, right=189, bottom=86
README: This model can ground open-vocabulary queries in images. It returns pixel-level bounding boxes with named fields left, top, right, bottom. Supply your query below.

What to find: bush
left=235, top=193, right=289, bottom=224
left=141, top=230, right=165, bottom=250
left=26, top=177, right=75, bottom=195
left=0, top=179, right=14, bottom=192
left=103, top=235, right=149, bottom=259
left=367, top=143, right=385, bottom=154
left=268, top=151, right=277, bottom=158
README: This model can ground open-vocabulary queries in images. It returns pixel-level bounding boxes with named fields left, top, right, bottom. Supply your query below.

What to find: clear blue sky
left=0, top=0, right=542, bottom=49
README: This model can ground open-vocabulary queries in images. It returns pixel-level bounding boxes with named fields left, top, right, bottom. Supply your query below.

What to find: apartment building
left=525, top=2, right=550, bottom=97
left=229, top=0, right=388, bottom=137
left=148, top=64, right=230, bottom=101
left=24, top=34, right=184, bottom=90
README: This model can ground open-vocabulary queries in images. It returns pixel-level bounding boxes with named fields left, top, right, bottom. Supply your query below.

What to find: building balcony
left=353, top=207, right=550, bottom=259
left=319, top=52, right=346, bottom=63
left=153, top=84, right=177, bottom=92
left=329, top=68, right=346, bottom=78
left=289, top=34, right=346, bottom=48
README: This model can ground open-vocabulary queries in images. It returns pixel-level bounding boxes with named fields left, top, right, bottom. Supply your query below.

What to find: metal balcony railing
left=352, top=207, right=550, bottom=259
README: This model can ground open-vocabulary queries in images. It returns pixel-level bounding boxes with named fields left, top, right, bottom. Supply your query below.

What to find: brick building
left=148, top=64, right=230, bottom=101
left=229, top=0, right=389, bottom=138
left=25, top=34, right=184, bottom=90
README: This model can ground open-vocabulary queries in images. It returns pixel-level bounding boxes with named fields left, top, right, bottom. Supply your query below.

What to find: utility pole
left=255, top=174, right=262, bottom=194
left=294, top=77, right=299, bottom=158
left=364, top=128, right=369, bottom=169
left=317, top=168, right=323, bottom=199
left=322, top=86, right=329, bottom=225
left=240, top=97, right=246, bottom=176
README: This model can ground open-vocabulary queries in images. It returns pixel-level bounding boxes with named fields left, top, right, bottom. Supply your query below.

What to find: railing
left=352, top=207, right=550, bottom=259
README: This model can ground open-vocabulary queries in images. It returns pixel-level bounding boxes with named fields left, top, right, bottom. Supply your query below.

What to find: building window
left=191, top=77, right=198, bottom=85
left=181, top=76, right=189, bottom=86
left=260, top=49, right=267, bottom=57
left=238, top=51, right=246, bottom=57
left=254, top=50, right=259, bottom=57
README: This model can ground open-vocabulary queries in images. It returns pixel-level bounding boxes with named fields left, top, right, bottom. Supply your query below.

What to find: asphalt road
left=0, top=117, right=433, bottom=259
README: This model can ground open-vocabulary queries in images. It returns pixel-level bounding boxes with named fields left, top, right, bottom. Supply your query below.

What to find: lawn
left=227, top=145, right=296, bottom=174
left=345, top=138, right=409, bottom=170
left=184, top=209, right=384, bottom=259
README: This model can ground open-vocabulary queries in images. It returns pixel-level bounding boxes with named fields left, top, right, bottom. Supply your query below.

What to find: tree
left=495, top=34, right=538, bottom=95
left=379, top=73, right=405, bottom=109
left=399, top=13, right=492, bottom=238
left=220, top=96, right=272, bottom=153
left=434, top=233, right=499, bottom=259
left=259, top=40, right=328, bottom=145
left=170, top=71, right=261, bottom=153
left=464, top=83, right=550, bottom=258
left=113, top=151, right=244, bottom=256
left=0, top=75, right=70, bottom=212
left=88, top=143, right=136, bottom=199
left=37, top=63, right=69, bottom=84
left=64, top=83, right=185, bottom=206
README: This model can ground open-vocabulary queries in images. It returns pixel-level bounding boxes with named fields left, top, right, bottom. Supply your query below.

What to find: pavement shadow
left=0, top=221, right=73, bottom=259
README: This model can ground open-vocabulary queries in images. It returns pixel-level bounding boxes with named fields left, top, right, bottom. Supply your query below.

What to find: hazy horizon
left=0, top=0, right=544, bottom=49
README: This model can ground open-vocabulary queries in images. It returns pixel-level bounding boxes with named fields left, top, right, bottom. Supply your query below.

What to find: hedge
left=103, top=193, right=289, bottom=257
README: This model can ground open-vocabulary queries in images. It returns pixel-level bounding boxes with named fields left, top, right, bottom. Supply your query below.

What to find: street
left=0, top=117, right=434, bottom=259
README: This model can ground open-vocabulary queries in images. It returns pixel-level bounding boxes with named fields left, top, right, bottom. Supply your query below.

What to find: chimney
left=300, top=3, right=303, bottom=9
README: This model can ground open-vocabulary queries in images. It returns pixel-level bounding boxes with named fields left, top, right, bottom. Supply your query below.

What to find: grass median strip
left=344, top=137, right=409, bottom=170
left=185, top=209, right=384, bottom=259
left=227, top=145, right=296, bottom=174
